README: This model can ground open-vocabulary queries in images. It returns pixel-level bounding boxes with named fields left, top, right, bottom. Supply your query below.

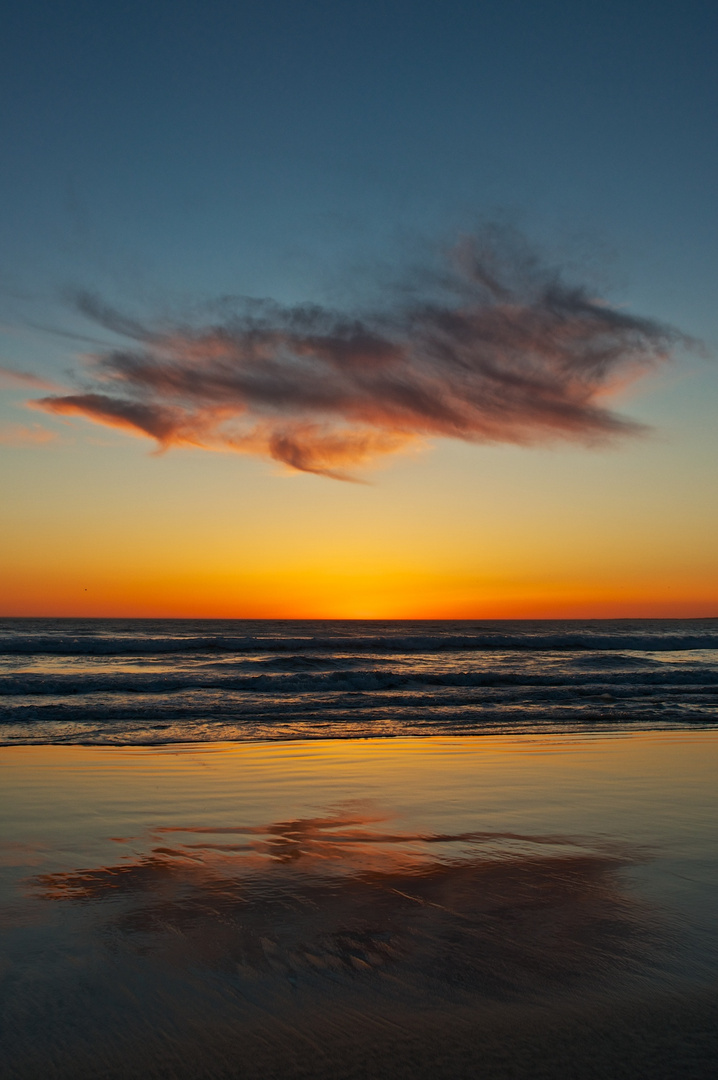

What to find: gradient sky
left=1, top=0, right=717, bottom=618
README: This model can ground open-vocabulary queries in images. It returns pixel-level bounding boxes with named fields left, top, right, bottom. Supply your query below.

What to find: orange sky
left=2, top=380, right=717, bottom=618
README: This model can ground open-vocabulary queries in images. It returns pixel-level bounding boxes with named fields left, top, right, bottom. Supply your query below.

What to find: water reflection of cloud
left=0, top=839, right=49, bottom=867
left=31, top=809, right=654, bottom=1003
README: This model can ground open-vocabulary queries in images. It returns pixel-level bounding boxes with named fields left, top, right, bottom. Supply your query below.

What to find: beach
left=4, top=0, right=718, bottom=1072
left=2, top=731, right=718, bottom=1078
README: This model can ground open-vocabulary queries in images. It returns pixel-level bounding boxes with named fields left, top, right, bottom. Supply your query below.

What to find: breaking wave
left=1, top=618, right=716, bottom=743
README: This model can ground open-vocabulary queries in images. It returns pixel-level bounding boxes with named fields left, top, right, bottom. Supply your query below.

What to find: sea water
left=1, top=617, right=717, bottom=744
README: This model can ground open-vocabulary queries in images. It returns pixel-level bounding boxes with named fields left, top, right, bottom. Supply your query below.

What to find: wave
left=2, top=631, right=718, bottom=657
left=0, top=701, right=713, bottom=742
left=2, top=666, right=718, bottom=696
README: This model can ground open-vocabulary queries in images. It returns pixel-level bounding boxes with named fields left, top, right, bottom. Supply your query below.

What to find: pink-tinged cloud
left=0, top=366, right=61, bottom=391
left=35, top=232, right=689, bottom=479
left=0, top=422, right=57, bottom=447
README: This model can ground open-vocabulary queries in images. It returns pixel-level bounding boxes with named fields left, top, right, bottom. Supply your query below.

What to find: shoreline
left=3, top=717, right=718, bottom=748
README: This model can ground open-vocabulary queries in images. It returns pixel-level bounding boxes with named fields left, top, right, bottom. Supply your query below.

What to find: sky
left=1, top=0, right=717, bottom=618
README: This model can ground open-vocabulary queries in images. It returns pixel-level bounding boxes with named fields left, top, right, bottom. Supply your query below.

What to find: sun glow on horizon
left=2, top=557, right=716, bottom=620
left=2, top=386, right=718, bottom=621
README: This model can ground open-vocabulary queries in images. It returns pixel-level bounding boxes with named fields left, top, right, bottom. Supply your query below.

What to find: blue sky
left=2, top=0, right=717, bottom=325
left=1, top=0, right=717, bottom=616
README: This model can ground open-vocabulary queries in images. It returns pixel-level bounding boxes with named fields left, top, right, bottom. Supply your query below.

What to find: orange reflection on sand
left=31, top=806, right=655, bottom=1003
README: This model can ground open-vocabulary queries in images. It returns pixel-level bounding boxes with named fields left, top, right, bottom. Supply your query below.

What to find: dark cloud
left=35, top=231, right=689, bottom=479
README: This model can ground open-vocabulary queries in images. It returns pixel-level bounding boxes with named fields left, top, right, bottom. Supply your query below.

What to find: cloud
left=35, top=230, right=689, bottom=479
left=0, top=422, right=57, bottom=447
left=0, top=366, right=61, bottom=391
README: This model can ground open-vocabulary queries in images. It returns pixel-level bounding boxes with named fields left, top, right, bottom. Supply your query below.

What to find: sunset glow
left=1, top=1, right=716, bottom=622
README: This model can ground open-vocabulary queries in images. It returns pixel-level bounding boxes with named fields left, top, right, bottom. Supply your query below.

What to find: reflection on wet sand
left=3, top=808, right=716, bottom=1078
left=33, top=810, right=653, bottom=1002
left=4, top=733, right=718, bottom=1078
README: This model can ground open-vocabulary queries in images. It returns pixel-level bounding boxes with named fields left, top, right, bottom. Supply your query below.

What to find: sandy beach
left=2, top=732, right=717, bottom=1078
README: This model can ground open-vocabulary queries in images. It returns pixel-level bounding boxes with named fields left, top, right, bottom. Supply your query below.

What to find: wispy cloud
left=0, top=422, right=57, bottom=447
left=0, top=366, right=62, bottom=391
left=35, top=230, right=689, bottom=479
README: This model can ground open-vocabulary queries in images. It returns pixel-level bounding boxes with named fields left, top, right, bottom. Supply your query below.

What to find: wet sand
left=1, top=733, right=717, bottom=1078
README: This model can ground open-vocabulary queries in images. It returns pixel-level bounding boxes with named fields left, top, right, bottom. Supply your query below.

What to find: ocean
left=1, top=617, right=717, bottom=744
left=3, top=618, right=718, bottom=1077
